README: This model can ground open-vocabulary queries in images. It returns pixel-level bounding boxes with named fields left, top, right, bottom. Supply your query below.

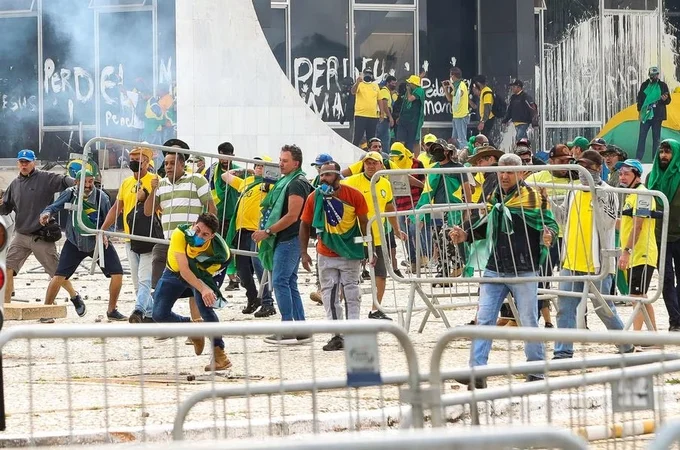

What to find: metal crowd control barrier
left=649, top=419, right=680, bottom=449
left=0, top=321, right=422, bottom=444
left=428, top=326, right=680, bottom=445
left=366, top=164, right=643, bottom=332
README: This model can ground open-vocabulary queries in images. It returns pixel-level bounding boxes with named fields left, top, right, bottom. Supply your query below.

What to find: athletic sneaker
left=254, top=305, right=277, bottom=318
left=70, top=294, right=86, bottom=317
left=323, top=335, right=344, bottom=351
left=263, top=334, right=298, bottom=345
left=107, top=309, right=128, bottom=321
left=368, top=310, right=392, bottom=321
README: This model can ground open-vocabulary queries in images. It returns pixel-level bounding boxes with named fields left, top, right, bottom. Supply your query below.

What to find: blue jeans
left=451, top=116, right=469, bottom=146
left=515, top=123, right=529, bottom=140
left=636, top=119, right=662, bottom=161
left=396, top=119, right=417, bottom=152
left=376, top=118, right=391, bottom=149
left=152, top=269, right=225, bottom=349
left=554, top=270, right=632, bottom=357
left=272, top=238, right=305, bottom=321
left=472, top=270, right=544, bottom=367
left=126, top=243, right=154, bottom=318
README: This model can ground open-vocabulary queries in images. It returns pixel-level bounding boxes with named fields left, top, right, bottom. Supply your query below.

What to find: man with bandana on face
left=647, top=139, right=680, bottom=331
left=636, top=67, right=671, bottom=161
left=554, top=150, right=635, bottom=358
left=101, top=145, right=157, bottom=322
left=153, top=213, right=232, bottom=371
left=300, top=162, right=369, bottom=351
left=40, top=171, right=125, bottom=320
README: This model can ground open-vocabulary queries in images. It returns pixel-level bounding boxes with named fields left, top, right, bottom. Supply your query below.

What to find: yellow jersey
left=117, top=172, right=156, bottom=234
left=229, top=176, right=267, bottom=232
left=354, top=82, right=380, bottom=118
left=621, top=185, right=658, bottom=268
left=341, top=173, right=393, bottom=247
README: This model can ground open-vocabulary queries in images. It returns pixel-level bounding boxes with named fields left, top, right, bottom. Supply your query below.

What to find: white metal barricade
left=365, top=165, right=665, bottom=333
left=428, top=327, right=680, bottom=446
left=648, top=419, right=680, bottom=450
left=0, top=321, right=422, bottom=445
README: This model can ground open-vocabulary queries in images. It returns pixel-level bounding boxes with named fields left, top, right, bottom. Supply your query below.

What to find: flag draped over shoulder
left=178, top=224, right=230, bottom=298
left=464, top=184, right=558, bottom=276
left=258, top=168, right=307, bottom=270
left=415, top=170, right=463, bottom=225
left=211, top=164, right=239, bottom=224
left=311, top=190, right=364, bottom=260
left=225, top=175, right=263, bottom=246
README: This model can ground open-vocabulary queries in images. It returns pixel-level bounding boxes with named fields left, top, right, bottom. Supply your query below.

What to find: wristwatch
left=623, top=247, right=632, bottom=255
left=265, top=228, right=272, bottom=235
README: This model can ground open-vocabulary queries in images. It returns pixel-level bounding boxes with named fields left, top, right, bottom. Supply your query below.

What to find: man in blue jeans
left=555, top=150, right=634, bottom=358
left=255, top=145, right=313, bottom=344
left=152, top=213, right=232, bottom=371
left=449, top=154, right=559, bottom=389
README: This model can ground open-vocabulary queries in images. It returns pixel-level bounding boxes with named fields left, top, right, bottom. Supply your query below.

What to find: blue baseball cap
left=17, top=149, right=36, bottom=161
left=615, top=158, right=643, bottom=176
left=311, top=153, right=334, bottom=167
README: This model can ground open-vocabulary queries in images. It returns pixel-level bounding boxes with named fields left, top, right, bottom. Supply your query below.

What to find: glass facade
left=265, top=0, right=479, bottom=129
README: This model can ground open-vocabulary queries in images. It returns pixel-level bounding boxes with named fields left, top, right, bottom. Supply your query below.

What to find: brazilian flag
left=312, top=190, right=364, bottom=260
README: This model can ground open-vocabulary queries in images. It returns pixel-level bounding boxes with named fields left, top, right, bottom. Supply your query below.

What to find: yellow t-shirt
left=347, top=158, right=397, bottom=175
left=167, top=228, right=219, bottom=274
left=563, top=191, right=595, bottom=273
left=229, top=176, right=266, bottom=232
left=621, top=185, right=658, bottom=268
left=418, top=152, right=435, bottom=168
left=117, top=172, right=156, bottom=234
left=525, top=171, right=573, bottom=238
left=355, top=82, right=380, bottom=118
left=480, top=86, right=495, bottom=120
left=471, top=172, right=485, bottom=203
left=452, top=81, right=469, bottom=119
left=379, top=86, right=393, bottom=114
left=341, top=173, right=393, bottom=247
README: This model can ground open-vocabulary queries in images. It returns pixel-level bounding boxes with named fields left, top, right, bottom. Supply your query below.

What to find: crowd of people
left=1, top=66, right=678, bottom=382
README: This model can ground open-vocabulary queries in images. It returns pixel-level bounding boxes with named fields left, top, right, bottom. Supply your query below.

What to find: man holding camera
left=351, top=68, right=380, bottom=147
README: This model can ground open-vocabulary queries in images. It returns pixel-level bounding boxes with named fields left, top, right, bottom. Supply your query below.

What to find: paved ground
left=1, top=240, right=679, bottom=447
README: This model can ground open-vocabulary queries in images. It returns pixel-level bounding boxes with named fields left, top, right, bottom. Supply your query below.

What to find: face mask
left=129, top=160, right=141, bottom=172
left=578, top=170, right=601, bottom=185
left=319, top=183, right=335, bottom=197
left=364, top=75, right=373, bottom=82
left=186, top=228, right=207, bottom=247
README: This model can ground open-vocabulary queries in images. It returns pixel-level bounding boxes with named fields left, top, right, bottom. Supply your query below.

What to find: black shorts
left=388, top=230, right=396, bottom=249
left=365, top=245, right=387, bottom=278
left=628, top=265, right=655, bottom=296
left=55, top=239, right=124, bottom=280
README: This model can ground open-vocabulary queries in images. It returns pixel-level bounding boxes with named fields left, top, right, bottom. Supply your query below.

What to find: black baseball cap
left=509, top=79, right=524, bottom=88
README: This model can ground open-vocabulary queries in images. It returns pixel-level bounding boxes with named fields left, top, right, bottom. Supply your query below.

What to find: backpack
left=484, top=90, right=507, bottom=118
left=126, top=200, right=164, bottom=254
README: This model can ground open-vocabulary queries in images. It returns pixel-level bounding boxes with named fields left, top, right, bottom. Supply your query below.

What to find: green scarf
left=225, top=176, right=263, bottom=246
left=464, top=185, right=559, bottom=276
left=647, top=139, right=680, bottom=203
left=258, top=168, right=307, bottom=270
left=178, top=224, right=230, bottom=299
left=311, top=189, right=365, bottom=260
left=211, top=163, right=239, bottom=227
left=640, top=80, right=662, bottom=123
left=415, top=167, right=463, bottom=226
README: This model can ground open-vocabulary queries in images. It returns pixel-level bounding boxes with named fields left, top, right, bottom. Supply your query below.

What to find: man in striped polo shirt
left=143, top=143, right=216, bottom=324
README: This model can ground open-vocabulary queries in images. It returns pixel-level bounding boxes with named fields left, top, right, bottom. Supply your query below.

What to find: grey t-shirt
left=0, top=170, right=74, bottom=235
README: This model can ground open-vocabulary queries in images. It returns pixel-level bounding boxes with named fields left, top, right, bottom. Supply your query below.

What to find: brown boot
left=204, top=347, right=232, bottom=371
left=190, top=337, right=205, bottom=356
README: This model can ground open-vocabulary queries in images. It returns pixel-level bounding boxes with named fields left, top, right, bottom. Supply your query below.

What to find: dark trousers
left=482, top=117, right=497, bottom=147
left=152, top=268, right=225, bottom=349
left=636, top=119, right=662, bottom=161
left=661, top=240, right=680, bottom=328
left=396, top=119, right=418, bottom=152
left=352, top=116, right=378, bottom=146
left=235, top=229, right=273, bottom=306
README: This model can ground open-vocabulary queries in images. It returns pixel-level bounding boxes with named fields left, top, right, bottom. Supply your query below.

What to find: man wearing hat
left=418, top=133, right=438, bottom=168
left=311, top=153, right=334, bottom=188
left=554, top=150, right=634, bottom=358
left=458, top=134, right=489, bottom=165
left=513, top=138, right=546, bottom=167
left=40, top=170, right=125, bottom=320
left=636, top=66, right=671, bottom=161
left=342, top=151, right=407, bottom=320
left=602, top=145, right=627, bottom=187
left=223, top=156, right=277, bottom=318
left=396, top=75, right=426, bottom=153
left=0, top=149, right=80, bottom=307
left=616, top=159, right=658, bottom=331
left=589, top=137, right=610, bottom=180
left=351, top=68, right=380, bottom=147
left=567, top=136, right=589, bottom=159
left=501, top=79, right=536, bottom=141
left=468, top=145, right=504, bottom=204
left=101, top=144, right=157, bottom=322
